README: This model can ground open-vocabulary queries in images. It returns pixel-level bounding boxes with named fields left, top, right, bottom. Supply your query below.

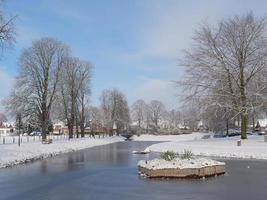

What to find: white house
left=0, top=127, right=13, bottom=136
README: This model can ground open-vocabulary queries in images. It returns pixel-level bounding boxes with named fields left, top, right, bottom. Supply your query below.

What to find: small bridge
left=120, top=133, right=134, bottom=141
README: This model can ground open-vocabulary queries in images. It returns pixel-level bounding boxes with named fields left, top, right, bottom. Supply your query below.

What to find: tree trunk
left=241, top=111, right=248, bottom=139
left=80, top=96, right=85, bottom=138
left=226, top=118, right=229, bottom=137
left=75, top=110, right=79, bottom=138
left=69, top=87, right=75, bottom=139
left=80, top=123, right=85, bottom=137
left=68, top=123, right=74, bottom=139
left=79, top=119, right=84, bottom=137
left=76, top=120, right=79, bottom=138
left=41, top=110, right=47, bottom=140
left=252, top=114, right=255, bottom=131
left=68, top=110, right=74, bottom=139
left=240, top=64, right=247, bottom=139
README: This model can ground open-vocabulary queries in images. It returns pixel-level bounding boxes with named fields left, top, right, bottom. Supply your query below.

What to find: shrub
left=179, top=149, right=194, bottom=159
left=161, top=150, right=178, bottom=161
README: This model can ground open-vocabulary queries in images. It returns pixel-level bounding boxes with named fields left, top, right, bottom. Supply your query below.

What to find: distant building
left=0, top=128, right=15, bottom=136
left=0, top=122, right=14, bottom=136
left=52, top=120, right=92, bottom=135
left=53, top=121, right=66, bottom=134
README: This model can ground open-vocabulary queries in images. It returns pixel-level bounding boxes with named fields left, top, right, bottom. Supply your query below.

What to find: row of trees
left=131, top=99, right=188, bottom=131
left=5, top=38, right=92, bottom=139
left=80, top=97, right=188, bottom=135
left=56, top=88, right=131, bottom=135
left=4, top=3, right=265, bottom=139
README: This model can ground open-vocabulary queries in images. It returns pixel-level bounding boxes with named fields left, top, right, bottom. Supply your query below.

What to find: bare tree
left=59, top=57, right=91, bottom=139
left=5, top=38, right=69, bottom=139
left=0, top=2, right=16, bottom=56
left=180, top=104, right=200, bottom=130
left=143, top=103, right=152, bottom=133
left=76, top=60, right=92, bottom=137
left=166, top=109, right=182, bottom=129
left=131, top=99, right=146, bottom=128
left=180, top=12, right=267, bottom=139
left=148, top=100, right=166, bottom=127
left=100, top=89, right=130, bottom=133
left=84, top=106, right=104, bottom=132
left=201, top=105, right=235, bottom=134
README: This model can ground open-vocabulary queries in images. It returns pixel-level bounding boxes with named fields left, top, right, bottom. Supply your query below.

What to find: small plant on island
left=161, top=149, right=194, bottom=161
left=160, top=150, right=178, bottom=161
left=178, top=149, right=194, bottom=160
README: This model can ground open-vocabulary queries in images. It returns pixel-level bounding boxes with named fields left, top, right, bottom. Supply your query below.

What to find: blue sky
left=1, top=0, right=267, bottom=111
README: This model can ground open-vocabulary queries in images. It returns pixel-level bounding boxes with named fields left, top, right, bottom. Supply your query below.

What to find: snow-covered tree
left=148, top=100, right=166, bottom=127
left=84, top=106, right=104, bottom=131
left=5, top=38, right=69, bottom=139
left=58, top=57, right=92, bottom=138
left=131, top=99, right=147, bottom=128
left=100, top=89, right=130, bottom=132
left=166, top=109, right=182, bottom=129
left=180, top=12, right=267, bottom=139
left=76, top=60, right=92, bottom=137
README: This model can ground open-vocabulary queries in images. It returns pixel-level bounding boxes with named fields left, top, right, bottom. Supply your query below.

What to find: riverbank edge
left=0, top=137, right=123, bottom=169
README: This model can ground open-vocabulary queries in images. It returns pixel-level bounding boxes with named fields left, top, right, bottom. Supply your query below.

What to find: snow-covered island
left=138, top=156, right=225, bottom=178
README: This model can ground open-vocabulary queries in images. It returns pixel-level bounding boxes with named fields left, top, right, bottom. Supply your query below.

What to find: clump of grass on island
left=161, top=149, right=194, bottom=161
left=160, top=150, right=177, bottom=161
left=179, top=149, right=194, bottom=160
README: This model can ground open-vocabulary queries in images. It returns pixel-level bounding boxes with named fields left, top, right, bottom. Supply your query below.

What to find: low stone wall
left=138, top=165, right=225, bottom=178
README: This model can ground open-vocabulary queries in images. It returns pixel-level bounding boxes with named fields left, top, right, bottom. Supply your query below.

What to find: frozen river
left=0, top=141, right=267, bottom=200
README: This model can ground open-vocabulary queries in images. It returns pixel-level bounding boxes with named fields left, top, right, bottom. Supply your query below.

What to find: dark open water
left=0, top=141, right=267, bottom=200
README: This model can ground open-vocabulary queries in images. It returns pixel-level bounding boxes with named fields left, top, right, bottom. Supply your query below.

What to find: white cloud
left=130, top=77, right=180, bottom=109
left=110, top=0, right=261, bottom=66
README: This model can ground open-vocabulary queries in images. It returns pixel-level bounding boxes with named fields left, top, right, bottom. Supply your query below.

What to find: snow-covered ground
left=0, top=136, right=123, bottom=168
left=134, top=133, right=267, bottom=160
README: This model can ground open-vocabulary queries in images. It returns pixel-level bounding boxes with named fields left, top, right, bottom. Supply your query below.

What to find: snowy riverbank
left=140, top=133, right=267, bottom=160
left=0, top=136, right=123, bottom=168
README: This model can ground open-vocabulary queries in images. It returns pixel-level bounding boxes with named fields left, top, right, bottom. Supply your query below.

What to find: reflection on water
left=40, top=160, right=47, bottom=174
left=0, top=141, right=267, bottom=200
